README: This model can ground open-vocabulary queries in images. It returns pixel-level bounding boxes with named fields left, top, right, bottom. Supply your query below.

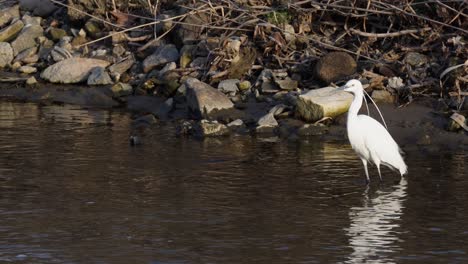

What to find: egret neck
left=347, top=88, right=364, bottom=121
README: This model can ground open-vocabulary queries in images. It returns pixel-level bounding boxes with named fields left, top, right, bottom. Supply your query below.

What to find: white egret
left=340, top=79, right=407, bottom=184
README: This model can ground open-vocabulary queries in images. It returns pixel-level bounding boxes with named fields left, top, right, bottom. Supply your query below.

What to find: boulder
left=87, top=67, right=113, bottom=85
left=10, top=24, right=44, bottom=55
left=315, top=52, right=357, bottom=83
left=296, top=86, right=353, bottom=122
left=0, top=5, right=20, bottom=28
left=185, top=78, right=234, bottom=118
left=0, top=42, right=13, bottom=68
left=41, top=58, right=110, bottom=84
left=0, top=20, right=24, bottom=43
left=142, top=44, right=179, bottom=73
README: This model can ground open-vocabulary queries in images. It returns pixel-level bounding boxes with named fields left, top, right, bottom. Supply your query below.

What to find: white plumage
left=342, top=79, right=407, bottom=183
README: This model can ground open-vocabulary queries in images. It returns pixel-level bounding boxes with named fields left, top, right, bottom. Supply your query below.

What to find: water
left=0, top=102, right=467, bottom=264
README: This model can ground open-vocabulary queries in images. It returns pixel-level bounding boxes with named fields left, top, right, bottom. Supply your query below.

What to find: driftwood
left=296, top=87, right=353, bottom=122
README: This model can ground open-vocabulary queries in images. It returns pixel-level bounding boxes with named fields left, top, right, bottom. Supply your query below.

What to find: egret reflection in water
left=345, top=178, right=408, bottom=263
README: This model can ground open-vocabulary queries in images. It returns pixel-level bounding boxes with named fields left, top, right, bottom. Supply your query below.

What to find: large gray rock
left=41, top=58, right=110, bottom=84
left=19, top=0, right=57, bottom=17
left=185, top=78, right=234, bottom=118
left=0, top=5, right=20, bottom=28
left=296, top=86, right=353, bottom=122
left=10, top=24, right=44, bottom=55
left=0, top=20, right=24, bottom=43
left=142, top=44, right=179, bottom=73
left=315, top=52, right=357, bottom=83
left=0, top=42, right=13, bottom=68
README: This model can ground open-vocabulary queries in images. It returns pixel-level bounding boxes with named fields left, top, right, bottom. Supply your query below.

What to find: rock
left=0, top=5, right=20, bottom=28
left=13, top=46, right=37, bottom=63
left=108, top=55, right=134, bottom=75
left=238, top=80, right=251, bottom=91
left=159, top=62, right=177, bottom=78
left=371, top=90, right=394, bottom=104
left=227, top=119, right=244, bottom=128
left=23, top=54, right=39, bottom=64
left=189, top=57, right=208, bottom=68
left=315, top=52, right=357, bottom=83
left=175, top=12, right=209, bottom=43
left=87, top=67, right=113, bottom=85
left=179, top=45, right=195, bottom=68
left=296, top=86, right=353, bottom=122
left=19, top=0, right=57, bottom=17
left=405, top=52, right=428, bottom=67
left=50, top=46, right=73, bottom=62
left=195, top=120, right=230, bottom=137
left=185, top=78, right=234, bottom=119
left=112, top=44, right=125, bottom=57
left=0, top=42, right=13, bottom=68
left=18, top=65, right=37, bottom=74
left=298, top=123, right=328, bottom=136
left=283, top=24, right=296, bottom=43
left=388, top=77, right=405, bottom=90
left=84, top=20, right=101, bottom=38
left=10, top=24, right=44, bottom=55
left=218, top=79, right=239, bottom=95
left=0, top=20, right=24, bottom=42
left=11, top=61, right=21, bottom=70
left=67, top=0, right=106, bottom=22
left=270, top=104, right=288, bottom=116
left=22, top=15, right=42, bottom=26
left=275, top=77, right=298, bottom=90
left=41, top=58, right=110, bottom=84
left=142, top=44, right=179, bottom=73
left=111, top=82, right=133, bottom=97
left=48, top=27, right=67, bottom=41
left=26, top=76, right=37, bottom=85
left=256, top=112, right=278, bottom=133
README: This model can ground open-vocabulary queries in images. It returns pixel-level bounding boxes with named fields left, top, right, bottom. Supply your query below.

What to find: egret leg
left=377, top=166, right=383, bottom=182
left=376, top=162, right=383, bottom=182
left=361, top=158, right=370, bottom=184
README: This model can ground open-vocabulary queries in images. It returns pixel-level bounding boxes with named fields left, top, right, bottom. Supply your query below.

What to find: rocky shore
left=0, top=0, right=466, bottom=150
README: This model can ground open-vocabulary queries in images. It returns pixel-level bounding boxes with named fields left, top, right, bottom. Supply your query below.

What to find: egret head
left=342, top=79, right=363, bottom=94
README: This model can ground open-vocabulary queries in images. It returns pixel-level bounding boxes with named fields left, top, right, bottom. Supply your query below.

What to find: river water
left=0, top=102, right=467, bottom=264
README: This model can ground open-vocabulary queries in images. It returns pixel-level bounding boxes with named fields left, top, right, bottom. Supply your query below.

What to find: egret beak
left=331, top=85, right=347, bottom=94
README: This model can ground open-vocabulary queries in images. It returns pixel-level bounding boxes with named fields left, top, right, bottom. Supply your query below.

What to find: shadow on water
left=0, top=102, right=467, bottom=264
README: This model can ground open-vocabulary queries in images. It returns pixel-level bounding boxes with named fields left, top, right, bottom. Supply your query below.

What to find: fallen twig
left=350, top=27, right=431, bottom=38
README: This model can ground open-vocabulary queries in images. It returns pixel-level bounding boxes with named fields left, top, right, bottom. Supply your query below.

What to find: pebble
left=18, top=65, right=37, bottom=74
